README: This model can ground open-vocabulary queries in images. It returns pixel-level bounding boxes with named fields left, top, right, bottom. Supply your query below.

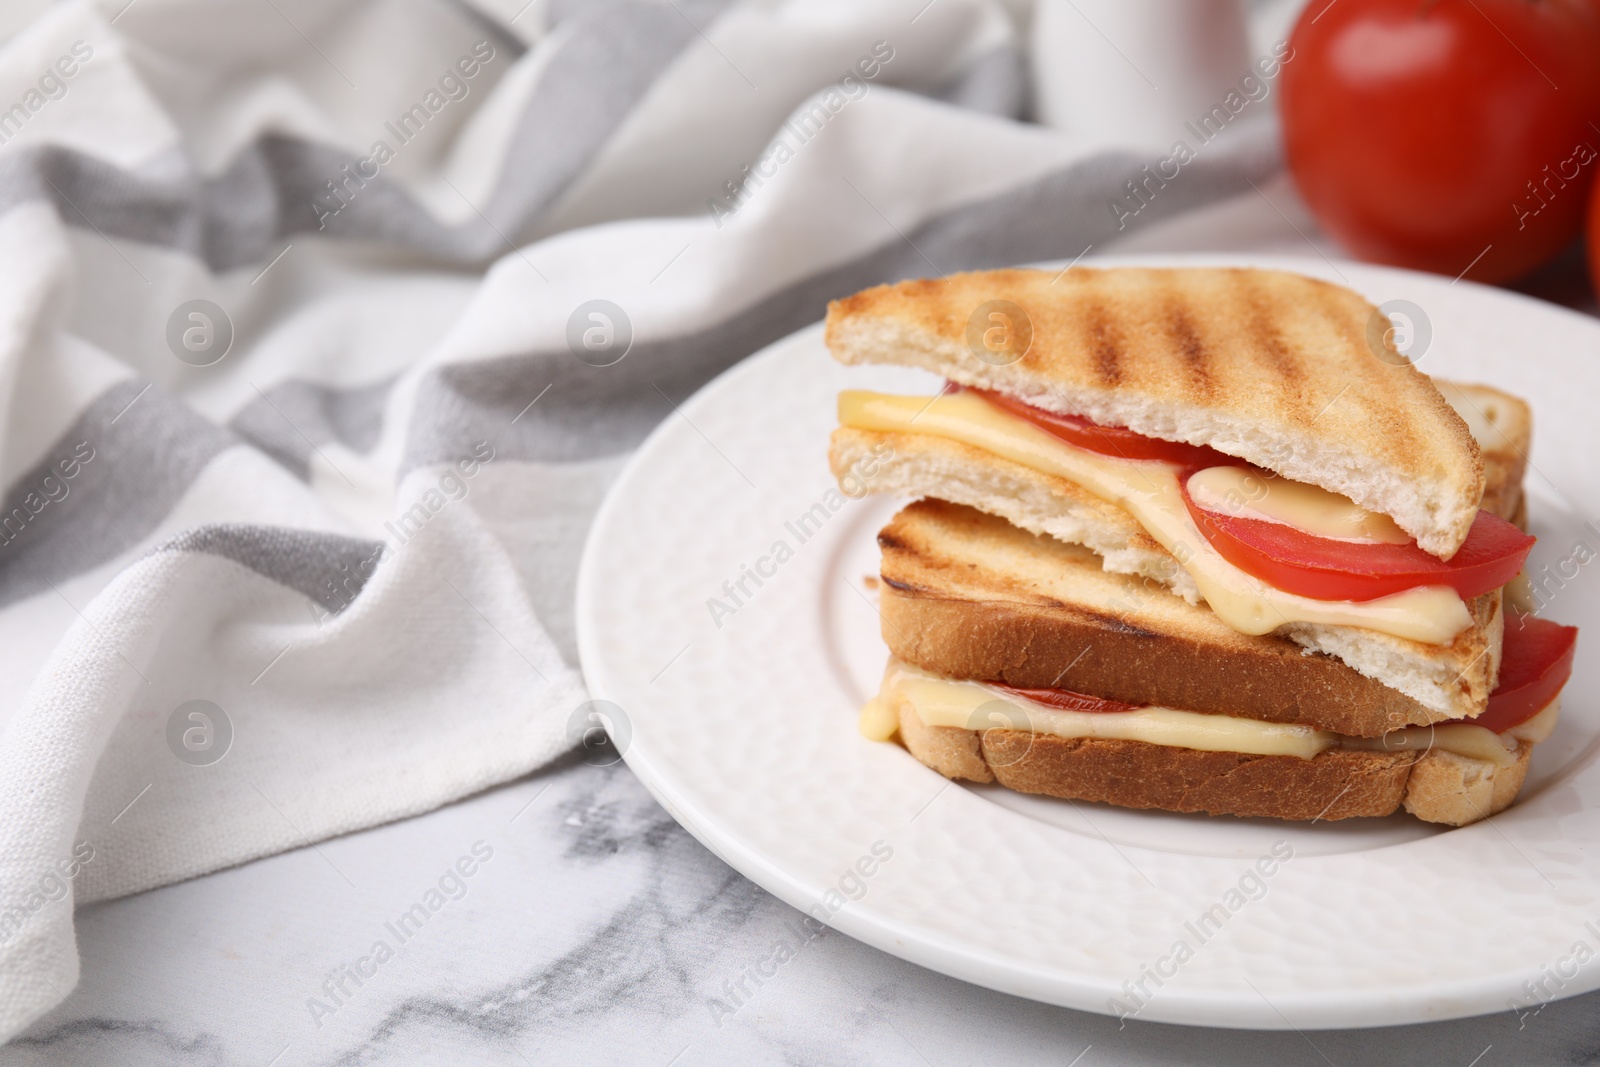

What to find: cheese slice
left=858, top=695, right=900, bottom=741
left=839, top=390, right=1472, bottom=645
left=1344, top=724, right=1516, bottom=767
left=875, top=661, right=1531, bottom=767
left=1186, top=465, right=1411, bottom=544
left=1505, top=697, right=1561, bottom=745
left=884, top=662, right=1334, bottom=758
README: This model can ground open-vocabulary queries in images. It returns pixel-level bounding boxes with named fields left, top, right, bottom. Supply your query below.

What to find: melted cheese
left=1345, top=724, right=1516, bottom=767
left=1506, top=698, right=1561, bottom=745
left=858, top=695, right=899, bottom=741
left=1347, top=699, right=1560, bottom=768
left=1506, top=573, right=1535, bottom=615
left=840, top=390, right=1471, bottom=645
left=885, top=663, right=1333, bottom=757
left=879, top=663, right=1544, bottom=767
left=1186, top=465, right=1411, bottom=544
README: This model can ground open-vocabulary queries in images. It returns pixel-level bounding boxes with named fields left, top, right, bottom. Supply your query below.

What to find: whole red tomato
left=1281, top=0, right=1600, bottom=283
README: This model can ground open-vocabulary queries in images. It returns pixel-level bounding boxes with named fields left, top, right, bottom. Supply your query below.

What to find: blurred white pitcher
left=1031, top=0, right=1252, bottom=151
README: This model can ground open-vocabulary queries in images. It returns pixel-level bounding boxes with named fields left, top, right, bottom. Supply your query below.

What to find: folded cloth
left=0, top=0, right=1278, bottom=1039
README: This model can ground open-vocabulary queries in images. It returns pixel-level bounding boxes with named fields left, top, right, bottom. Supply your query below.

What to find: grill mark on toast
left=1165, top=300, right=1213, bottom=397
left=1087, top=307, right=1123, bottom=385
left=1312, top=281, right=1369, bottom=362
left=1247, top=302, right=1301, bottom=382
left=1241, top=280, right=1309, bottom=416
left=1308, top=282, right=1426, bottom=456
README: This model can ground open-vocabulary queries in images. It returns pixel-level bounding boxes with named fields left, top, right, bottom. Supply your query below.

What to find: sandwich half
left=860, top=500, right=1573, bottom=825
left=827, top=267, right=1577, bottom=824
left=828, top=268, right=1540, bottom=723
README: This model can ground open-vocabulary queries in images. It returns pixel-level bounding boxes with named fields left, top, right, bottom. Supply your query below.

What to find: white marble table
left=4, top=755, right=1599, bottom=1067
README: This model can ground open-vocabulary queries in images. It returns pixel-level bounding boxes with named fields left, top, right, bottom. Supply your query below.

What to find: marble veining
left=6, top=755, right=1600, bottom=1066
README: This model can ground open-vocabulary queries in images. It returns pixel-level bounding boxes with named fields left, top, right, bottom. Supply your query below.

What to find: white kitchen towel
left=0, top=0, right=1283, bottom=1039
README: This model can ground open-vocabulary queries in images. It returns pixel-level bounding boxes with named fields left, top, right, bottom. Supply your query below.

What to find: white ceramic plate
left=575, top=254, right=1600, bottom=1030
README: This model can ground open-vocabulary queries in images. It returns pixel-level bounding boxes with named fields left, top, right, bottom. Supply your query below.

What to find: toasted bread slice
left=826, top=268, right=1484, bottom=557
left=1437, top=381, right=1531, bottom=523
left=877, top=500, right=1502, bottom=728
left=896, top=700, right=1530, bottom=826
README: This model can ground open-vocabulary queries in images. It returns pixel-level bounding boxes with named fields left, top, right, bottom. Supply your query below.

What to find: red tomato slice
left=960, top=384, right=1231, bottom=468
left=989, top=682, right=1140, bottom=713
left=1458, top=615, right=1579, bottom=734
left=1181, top=482, right=1534, bottom=602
